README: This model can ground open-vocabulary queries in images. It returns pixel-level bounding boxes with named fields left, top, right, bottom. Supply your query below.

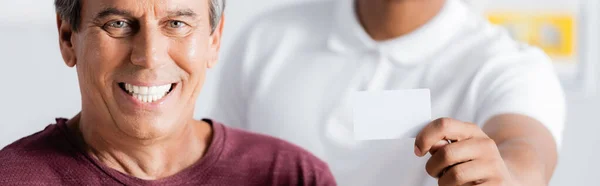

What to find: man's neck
left=356, top=0, right=446, bottom=41
left=68, top=113, right=212, bottom=180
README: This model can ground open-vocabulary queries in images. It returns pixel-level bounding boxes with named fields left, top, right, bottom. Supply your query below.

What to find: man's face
left=57, top=0, right=223, bottom=138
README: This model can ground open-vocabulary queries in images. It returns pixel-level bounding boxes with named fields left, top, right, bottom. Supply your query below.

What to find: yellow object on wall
left=487, top=12, right=576, bottom=62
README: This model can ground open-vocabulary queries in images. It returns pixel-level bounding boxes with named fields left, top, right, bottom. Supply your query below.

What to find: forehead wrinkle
left=151, top=0, right=162, bottom=19
left=93, top=0, right=203, bottom=20
left=104, top=0, right=158, bottom=20
left=142, top=0, right=191, bottom=20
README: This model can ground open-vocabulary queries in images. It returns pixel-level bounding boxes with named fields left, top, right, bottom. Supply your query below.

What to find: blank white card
left=351, top=89, right=431, bottom=140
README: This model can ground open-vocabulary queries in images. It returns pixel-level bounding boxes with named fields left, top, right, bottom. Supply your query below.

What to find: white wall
left=0, top=0, right=597, bottom=185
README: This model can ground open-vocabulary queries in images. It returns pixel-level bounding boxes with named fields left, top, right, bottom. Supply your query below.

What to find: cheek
left=169, top=35, right=211, bottom=76
left=76, top=31, right=130, bottom=93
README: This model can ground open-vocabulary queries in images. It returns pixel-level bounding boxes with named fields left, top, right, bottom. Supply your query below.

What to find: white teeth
left=148, top=86, right=156, bottom=94
left=140, top=87, right=149, bottom=94
left=123, top=83, right=173, bottom=103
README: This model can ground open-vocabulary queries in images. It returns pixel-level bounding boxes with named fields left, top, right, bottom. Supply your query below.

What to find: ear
left=56, top=15, right=77, bottom=67
left=207, top=15, right=225, bottom=69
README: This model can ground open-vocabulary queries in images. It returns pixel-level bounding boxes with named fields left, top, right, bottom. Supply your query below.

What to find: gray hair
left=54, top=0, right=226, bottom=33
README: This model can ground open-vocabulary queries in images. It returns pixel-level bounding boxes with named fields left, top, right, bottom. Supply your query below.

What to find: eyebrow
left=94, top=7, right=198, bottom=20
left=167, top=9, right=197, bottom=18
left=95, top=7, right=134, bottom=20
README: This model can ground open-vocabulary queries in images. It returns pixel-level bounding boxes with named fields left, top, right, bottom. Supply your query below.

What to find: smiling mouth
left=118, top=83, right=176, bottom=103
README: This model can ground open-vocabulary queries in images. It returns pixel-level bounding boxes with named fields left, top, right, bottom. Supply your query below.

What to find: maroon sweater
left=0, top=119, right=336, bottom=186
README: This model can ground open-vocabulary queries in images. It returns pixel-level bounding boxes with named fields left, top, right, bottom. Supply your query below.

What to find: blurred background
left=0, top=0, right=597, bottom=185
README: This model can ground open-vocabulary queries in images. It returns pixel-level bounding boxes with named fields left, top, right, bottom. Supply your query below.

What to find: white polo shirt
left=210, top=0, right=565, bottom=185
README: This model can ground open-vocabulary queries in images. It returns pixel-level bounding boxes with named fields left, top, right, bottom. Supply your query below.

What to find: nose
left=130, top=26, right=169, bottom=68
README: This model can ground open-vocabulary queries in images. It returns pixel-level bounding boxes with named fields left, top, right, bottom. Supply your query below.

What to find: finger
left=415, top=118, right=487, bottom=157
left=437, top=159, right=496, bottom=186
left=429, top=140, right=450, bottom=155
left=425, top=138, right=496, bottom=178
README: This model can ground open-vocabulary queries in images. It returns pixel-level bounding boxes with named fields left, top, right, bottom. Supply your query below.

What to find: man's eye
left=108, top=20, right=129, bottom=28
left=102, top=20, right=134, bottom=37
left=168, top=21, right=186, bottom=28
left=164, top=20, right=192, bottom=37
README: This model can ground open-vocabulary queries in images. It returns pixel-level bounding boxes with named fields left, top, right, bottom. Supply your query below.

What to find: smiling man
left=0, top=0, right=335, bottom=185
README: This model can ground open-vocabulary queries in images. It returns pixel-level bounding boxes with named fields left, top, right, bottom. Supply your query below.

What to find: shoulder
left=217, top=123, right=336, bottom=185
left=0, top=121, right=76, bottom=181
left=452, top=19, right=562, bottom=101
left=222, top=124, right=328, bottom=166
left=435, top=12, right=556, bottom=83
left=482, top=26, right=553, bottom=68
left=473, top=25, right=556, bottom=84
left=461, top=14, right=554, bottom=68
left=449, top=17, right=565, bottom=135
left=216, top=123, right=333, bottom=178
left=1, top=123, right=64, bottom=160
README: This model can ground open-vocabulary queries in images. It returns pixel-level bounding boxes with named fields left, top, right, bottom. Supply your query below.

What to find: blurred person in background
left=212, top=0, right=565, bottom=185
left=0, top=0, right=336, bottom=185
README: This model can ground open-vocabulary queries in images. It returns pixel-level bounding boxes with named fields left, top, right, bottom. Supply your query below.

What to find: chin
left=115, top=116, right=182, bottom=140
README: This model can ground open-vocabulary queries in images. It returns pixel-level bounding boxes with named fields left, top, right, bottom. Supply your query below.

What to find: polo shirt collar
left=327, top=0, right=470, bottom=65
